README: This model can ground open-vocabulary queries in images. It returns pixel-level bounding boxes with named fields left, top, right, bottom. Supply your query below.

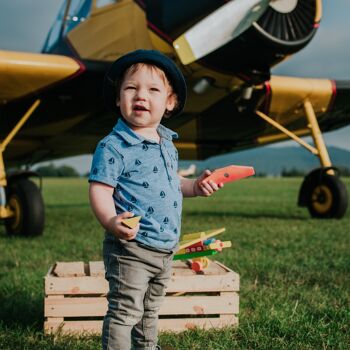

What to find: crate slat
left=45, top=292, right=239, bottom=317
left=54, top=262, right=85, bottom=277
left=45, top=276, right=108, bottom=295
left=45, top=297, right=106, bottom=317
left=45, top=315, right=238, bottom=335
left=167, top=273, right=239, bottom=293
left=89, top=261, right=104, bottom=277
left=162, top=292, right=239, bottom=315
left=45, top=272, right=239, bottom=295
left=44, top=319, right=101, bottom=335
left=158, top=314, right=238, bottom=332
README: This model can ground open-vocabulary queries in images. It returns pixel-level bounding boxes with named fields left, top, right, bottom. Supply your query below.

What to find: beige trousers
left=102, top=235, right=174, bottom=350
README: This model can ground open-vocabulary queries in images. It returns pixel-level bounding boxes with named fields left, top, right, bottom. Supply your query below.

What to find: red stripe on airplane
left=327, top=80, right=337, bottom=113
left=147, top=21, right=173, bottom=44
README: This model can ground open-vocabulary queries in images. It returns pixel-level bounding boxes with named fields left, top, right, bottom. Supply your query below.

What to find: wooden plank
left=214, top=260, right=235, bottom=273
left=45, top=317, right=64, bottom=334
left=166, top=272, right=239, bottom=293
left=45, top=315, right=238, bottom=335
left=45, top=297, right=107, bottom=317
left=168, top=260, right=239, bottom=292
left=48, top=260, right=233, bottom=278
left=161, top=293, right=238, bottom=315
left=45, top=293, right=239, bottom=317
left=89, top=261, right=105, bottom=277
left=45, top=276, right=108, bottom=295
left=45, top=262, right=238, bottom=295
left=220, top=291, right=240, bottom=314
left=45, top=273, right=238, bottom=295
left=48, top=260, right=236, bottom=278
left=220, top=314, right=239, bottom=326
left=158, top=314, right=238, bottom=332
left=53, top=262, right=85, bottom=277
left=44, top=319, right=102, bottom=335
left=47, top=295, right=64, bottom=299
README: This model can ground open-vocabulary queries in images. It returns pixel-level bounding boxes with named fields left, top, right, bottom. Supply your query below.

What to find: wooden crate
left=44, top=260, right=239, bottom=334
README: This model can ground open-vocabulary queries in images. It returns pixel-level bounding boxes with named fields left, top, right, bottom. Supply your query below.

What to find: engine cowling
left=200, top=0, right=320, bottom=78
left=145, top=0, right=320, bottom=80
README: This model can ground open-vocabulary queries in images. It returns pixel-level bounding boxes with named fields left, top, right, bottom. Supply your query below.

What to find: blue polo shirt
left=89, top=118, right=182, bottom=250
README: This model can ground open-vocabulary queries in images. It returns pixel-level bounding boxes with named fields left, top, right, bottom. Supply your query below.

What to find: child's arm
left=179, top=170, right=224, bottom=198
left=89, top=182, right=139, bottom=240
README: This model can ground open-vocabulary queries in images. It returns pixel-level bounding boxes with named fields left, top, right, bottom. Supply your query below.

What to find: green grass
left=0, top=177, right=349, bottom=349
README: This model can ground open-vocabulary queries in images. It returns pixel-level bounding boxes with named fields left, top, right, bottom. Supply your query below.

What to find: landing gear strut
left=256, top=99, right=348, bottom=219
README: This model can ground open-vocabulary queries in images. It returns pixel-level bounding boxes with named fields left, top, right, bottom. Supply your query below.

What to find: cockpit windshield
left=42, top=0, right=92, bottom=53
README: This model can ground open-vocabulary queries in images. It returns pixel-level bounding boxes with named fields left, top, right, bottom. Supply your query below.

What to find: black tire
left=305, top=174, right=348, bottom=219
left=5, top=178, right=45, bottom=236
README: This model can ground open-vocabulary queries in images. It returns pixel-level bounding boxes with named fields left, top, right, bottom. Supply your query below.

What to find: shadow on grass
left=184, top=210, right=307, bottom=220
left=0, top=289, right=43, bottom=330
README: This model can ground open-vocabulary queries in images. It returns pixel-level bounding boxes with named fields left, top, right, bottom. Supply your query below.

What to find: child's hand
left=110, top=212, right=139, bottom=240
left=193, top=169, right=224, bottom=197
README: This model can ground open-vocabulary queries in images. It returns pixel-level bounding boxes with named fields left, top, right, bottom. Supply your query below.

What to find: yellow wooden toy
left=121, top=216, right=141, bottom=229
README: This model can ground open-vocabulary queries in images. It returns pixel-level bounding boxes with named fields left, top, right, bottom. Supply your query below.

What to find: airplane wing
left=0, top=50, right=84, bottom=103
left=0, top=50, right=100, bottom=165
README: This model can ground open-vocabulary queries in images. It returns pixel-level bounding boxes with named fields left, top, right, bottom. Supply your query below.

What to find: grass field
left=0, top=177, right=349, bottom=349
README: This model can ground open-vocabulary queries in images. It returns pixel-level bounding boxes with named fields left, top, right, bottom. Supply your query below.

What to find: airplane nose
left=269, top=0, right=298, bottom=13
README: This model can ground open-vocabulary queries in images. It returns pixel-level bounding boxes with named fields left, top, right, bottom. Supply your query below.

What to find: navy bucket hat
left=104, top=49, right=187, bottom=117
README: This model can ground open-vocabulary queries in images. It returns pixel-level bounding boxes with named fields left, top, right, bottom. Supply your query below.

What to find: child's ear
left=166, top=93, right=177, bottom=112
left=116, top=99, right=120, bottom=107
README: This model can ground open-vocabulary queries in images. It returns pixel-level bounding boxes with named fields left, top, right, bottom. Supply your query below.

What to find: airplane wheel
left=5, top=178, right=45, bottom=236
left=305, top=174, right=348, bottom=219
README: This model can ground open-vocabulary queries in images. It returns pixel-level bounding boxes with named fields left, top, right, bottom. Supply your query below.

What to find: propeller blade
left=173, top=0, right=270, bottom=65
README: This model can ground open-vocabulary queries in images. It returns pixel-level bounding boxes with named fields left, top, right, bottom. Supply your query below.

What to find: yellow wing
left=0, top=50, right=83, bottom=104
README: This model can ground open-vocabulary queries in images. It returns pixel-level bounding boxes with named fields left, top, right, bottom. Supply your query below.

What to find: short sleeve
left=88, top=140, right=124, bottom=187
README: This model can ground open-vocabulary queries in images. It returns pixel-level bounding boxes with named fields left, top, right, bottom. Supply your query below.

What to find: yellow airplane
left=0, top=0, right=349, bottom=236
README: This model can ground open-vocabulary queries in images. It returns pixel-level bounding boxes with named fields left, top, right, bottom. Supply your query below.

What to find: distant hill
left=179, top=146, right=350, bottom=176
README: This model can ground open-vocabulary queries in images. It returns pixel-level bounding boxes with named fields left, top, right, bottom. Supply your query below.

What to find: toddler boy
left=89, top=50, right=222, bottom=350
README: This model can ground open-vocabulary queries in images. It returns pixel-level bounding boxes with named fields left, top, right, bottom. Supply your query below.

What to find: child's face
left=117, top=64, right=176, bottom=130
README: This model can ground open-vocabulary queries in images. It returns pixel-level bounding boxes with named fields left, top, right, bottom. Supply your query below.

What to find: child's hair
left=115, top=63, right=179, bottom=118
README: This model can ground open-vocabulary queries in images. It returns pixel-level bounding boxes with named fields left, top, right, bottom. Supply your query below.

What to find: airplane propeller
left=173, top=0, right=276, bottom=65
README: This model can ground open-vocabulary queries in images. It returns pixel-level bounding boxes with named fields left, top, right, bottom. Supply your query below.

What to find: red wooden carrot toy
left=203, top=165, right=255, bottom=185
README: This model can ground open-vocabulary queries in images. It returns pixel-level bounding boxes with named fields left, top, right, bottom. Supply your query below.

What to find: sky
left=0, top=0, right=349, bottom=173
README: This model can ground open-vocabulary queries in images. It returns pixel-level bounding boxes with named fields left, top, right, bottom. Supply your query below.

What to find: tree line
left=35, top=164, right=350, bottom=178
left=35, top=164, right=81, bottom=177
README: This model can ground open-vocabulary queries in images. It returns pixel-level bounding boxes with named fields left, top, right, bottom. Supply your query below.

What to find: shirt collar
left=113, top=118, right=178, bottom=145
